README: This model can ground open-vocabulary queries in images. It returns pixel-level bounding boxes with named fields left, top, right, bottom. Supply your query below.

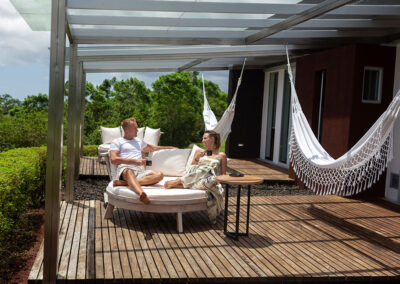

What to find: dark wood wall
left=293, top=44, right=396, bottom=197
left=226, top=69, right=265, bottom=158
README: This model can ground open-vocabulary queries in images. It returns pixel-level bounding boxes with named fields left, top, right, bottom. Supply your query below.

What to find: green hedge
left=83, top=145, right=99, bottom=157
left=0, top=147, right=47, bottom=244
left=0, top=144, right=100, bottom=244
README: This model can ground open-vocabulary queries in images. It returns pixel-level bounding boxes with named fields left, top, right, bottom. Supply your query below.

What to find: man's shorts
left=116, top=164, right=153, bottom=181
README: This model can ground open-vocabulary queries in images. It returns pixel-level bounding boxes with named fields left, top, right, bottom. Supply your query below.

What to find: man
left=109, top=117, right=176, bottom=204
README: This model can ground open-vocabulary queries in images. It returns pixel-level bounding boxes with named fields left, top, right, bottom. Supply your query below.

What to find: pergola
left=10, top=0, right=400, bottom=282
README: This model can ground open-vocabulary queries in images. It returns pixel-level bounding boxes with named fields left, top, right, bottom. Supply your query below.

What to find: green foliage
left=150, top=72, right=203, bottom=148
left=0, top=94, right=21, bottom=115
left=0, top=111, right=48, bottom=152
left=1, top=73, right=227, bottom=150
left=83, top=145, right=99, bottom=156
left=20, top=93, right=49, bottom=113
left=0, top=147, right=46, bottom=245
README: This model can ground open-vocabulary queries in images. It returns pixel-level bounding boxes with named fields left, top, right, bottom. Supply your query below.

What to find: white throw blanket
left=287, top=49, right=400, bottom=196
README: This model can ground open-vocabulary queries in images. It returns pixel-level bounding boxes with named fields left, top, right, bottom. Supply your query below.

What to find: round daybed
left=103, top=145, right=209, bottom=232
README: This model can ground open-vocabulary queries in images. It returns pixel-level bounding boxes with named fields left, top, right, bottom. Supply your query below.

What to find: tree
left=150, top=72, right=203, bottom=148
left=0, top=94, right=21, bottom=115
left=21, top=93, right=49, bottom=113
left=112, top=77, right=151, bottom=127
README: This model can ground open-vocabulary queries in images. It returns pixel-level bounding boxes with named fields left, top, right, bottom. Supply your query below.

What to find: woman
left=164, top=130, right=227, bottom=223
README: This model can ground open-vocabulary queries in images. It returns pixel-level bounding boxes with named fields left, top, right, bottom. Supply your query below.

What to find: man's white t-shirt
left=109, top=137, right=147, bottom=170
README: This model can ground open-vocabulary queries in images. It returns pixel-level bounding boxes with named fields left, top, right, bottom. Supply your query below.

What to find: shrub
left=0, top=147, right=47, bottom=245
left=83, top=145, right=99, bottom=157
left=0, top=112, right=48, bottom=152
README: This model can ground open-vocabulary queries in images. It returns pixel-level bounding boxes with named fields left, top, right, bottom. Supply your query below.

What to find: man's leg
left=121, top=169, right=150, bottom=204
left=113, top=171, right=163, bottom=187
left=138, top=171, right=164, bottom=186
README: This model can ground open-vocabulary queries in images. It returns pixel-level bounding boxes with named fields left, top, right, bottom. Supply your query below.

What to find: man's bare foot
left=113, top=180, right=128, bottom=187
left=139, top=192, right=150, bottom=205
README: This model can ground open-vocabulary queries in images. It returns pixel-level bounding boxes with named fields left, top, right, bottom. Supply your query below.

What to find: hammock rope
left=203, top=58, right=247, bottom=141
left=286, top=47, right=400, bottom=196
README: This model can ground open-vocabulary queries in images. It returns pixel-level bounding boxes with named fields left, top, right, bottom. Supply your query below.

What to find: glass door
left=265, top=72, right=278, bottom=160
left=260, top=67, right=293, bottom=168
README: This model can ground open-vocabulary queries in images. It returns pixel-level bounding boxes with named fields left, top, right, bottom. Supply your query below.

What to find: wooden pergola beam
left=245, top=0, right=356, bottom=45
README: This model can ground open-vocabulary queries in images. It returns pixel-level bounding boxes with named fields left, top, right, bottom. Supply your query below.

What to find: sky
left=0, top=0, right=229, bottom=101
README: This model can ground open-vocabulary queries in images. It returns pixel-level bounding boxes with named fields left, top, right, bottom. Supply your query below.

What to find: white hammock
left=287, top=49, right=400, bottom=196
left=203, top=58, right=246, bottom=141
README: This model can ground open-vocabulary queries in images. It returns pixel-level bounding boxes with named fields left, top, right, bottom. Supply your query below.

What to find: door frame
left=260, top=64, right=295, bottom=168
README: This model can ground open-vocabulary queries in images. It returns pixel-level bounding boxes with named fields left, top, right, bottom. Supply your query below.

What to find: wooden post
left=74, top=62, right=83, bottom=177
left=43, top=0, right=67, bottom=282
left=79, top=71, right=86, bottom=158
left=66, top=43, right=77, bottom=201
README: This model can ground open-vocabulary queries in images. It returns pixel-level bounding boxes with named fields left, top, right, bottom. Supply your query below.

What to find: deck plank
left=159, top=213, right=216, bottom=278
left=86, top=200, right=96, bottom=279
left=117, top=208, right=143, bottom=279
left=148, top=213, right=187, bottom=279
left=29, top=196, right=400, bottom=282
left=134, top=211, right=172, bottom=279
left=113, top=208, right=133, bottom=279
left=106, top=211, right=124, bottom=280
left=153, top=213, right=199, bottom=278
left=58, top=202, right=78, bottom=279
left=67, top=201, right=84, bottom=279
left=95, top=200, right=104, bottom=279
left=76, top=200, right=89, bottom=279
left=100, top=201, right=114, bottom=279
left=128, top=210, right=162, bottom=279
left=179, top=213, right=230, bottom=279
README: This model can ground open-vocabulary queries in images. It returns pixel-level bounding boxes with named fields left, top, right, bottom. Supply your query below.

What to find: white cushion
left=186, top=144, right=202, bottom=171
left=144, top=127, right=161, bottom=146
left=100, top=126, right=123, bottom=144
left=98, top=144, right=110, bottom=156
left=137, top=127, right=145, bottom=139
left=147, top=148, right=191, bottom=177
left=106, top=177, right=206, bottom=202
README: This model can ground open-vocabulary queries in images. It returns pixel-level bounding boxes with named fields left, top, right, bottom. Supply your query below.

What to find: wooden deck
left=228, top=158, right=293, bottom=182
left=79, top=156, right=292, bottom=182
left=79, top=156, right=108, bottom=177
left=29, top=195, right=400, bottom=282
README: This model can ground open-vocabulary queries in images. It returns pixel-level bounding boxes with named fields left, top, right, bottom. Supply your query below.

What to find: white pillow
left=144, top=127, right=161, bottom=146
left=147, top=149, right=191, bottom=176
left=100, top=126, right=123, bottom=144
left=186, top=144, right=202, bottom=171
left=137, top=127, right=145, bottom=139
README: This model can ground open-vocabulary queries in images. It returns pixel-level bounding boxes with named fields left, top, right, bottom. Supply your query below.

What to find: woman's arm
left=219, top=152, right=227, bottom=175
left=191, top=149, right=205, bottom=165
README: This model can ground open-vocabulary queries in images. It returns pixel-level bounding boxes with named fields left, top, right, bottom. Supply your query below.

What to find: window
left=390, top=173, right=399, bottom=189
left=362, top=67, right=383, bottom=103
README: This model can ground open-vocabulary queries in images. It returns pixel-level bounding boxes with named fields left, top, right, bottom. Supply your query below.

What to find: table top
left=216, top=175, right=263, bottom=185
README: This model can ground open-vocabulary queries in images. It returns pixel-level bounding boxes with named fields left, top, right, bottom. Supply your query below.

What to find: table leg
left=246, top=185, right=251, bottom=236
left=235, top=185, right=241, bottom=238
left=223, top=183, right=229, bottom=234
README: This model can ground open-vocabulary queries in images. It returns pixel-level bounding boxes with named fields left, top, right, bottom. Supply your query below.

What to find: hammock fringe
left=286, top=46, right=400, bottom=196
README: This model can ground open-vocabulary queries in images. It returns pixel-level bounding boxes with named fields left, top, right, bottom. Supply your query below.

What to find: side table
left=216, top=175, right=263, bottom=239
